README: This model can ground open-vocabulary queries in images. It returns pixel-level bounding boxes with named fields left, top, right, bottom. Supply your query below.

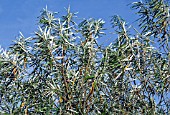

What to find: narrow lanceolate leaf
left=84, top=75, right=95, bottom=81
left=55, top=56, right=64, bottom=60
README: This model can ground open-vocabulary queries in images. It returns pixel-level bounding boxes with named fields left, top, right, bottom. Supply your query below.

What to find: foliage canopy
left=0, top=0, right=170, bottom=114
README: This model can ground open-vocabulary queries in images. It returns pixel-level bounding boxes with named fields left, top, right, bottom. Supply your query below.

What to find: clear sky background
left=0, top=0, right=139, bottom=48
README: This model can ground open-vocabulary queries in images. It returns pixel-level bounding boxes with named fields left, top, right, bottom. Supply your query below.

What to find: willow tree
left=0, top=0, right=169, bottom=114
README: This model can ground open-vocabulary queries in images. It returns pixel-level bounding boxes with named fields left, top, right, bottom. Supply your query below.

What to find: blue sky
left=0, top=0, right=138, bottom=48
